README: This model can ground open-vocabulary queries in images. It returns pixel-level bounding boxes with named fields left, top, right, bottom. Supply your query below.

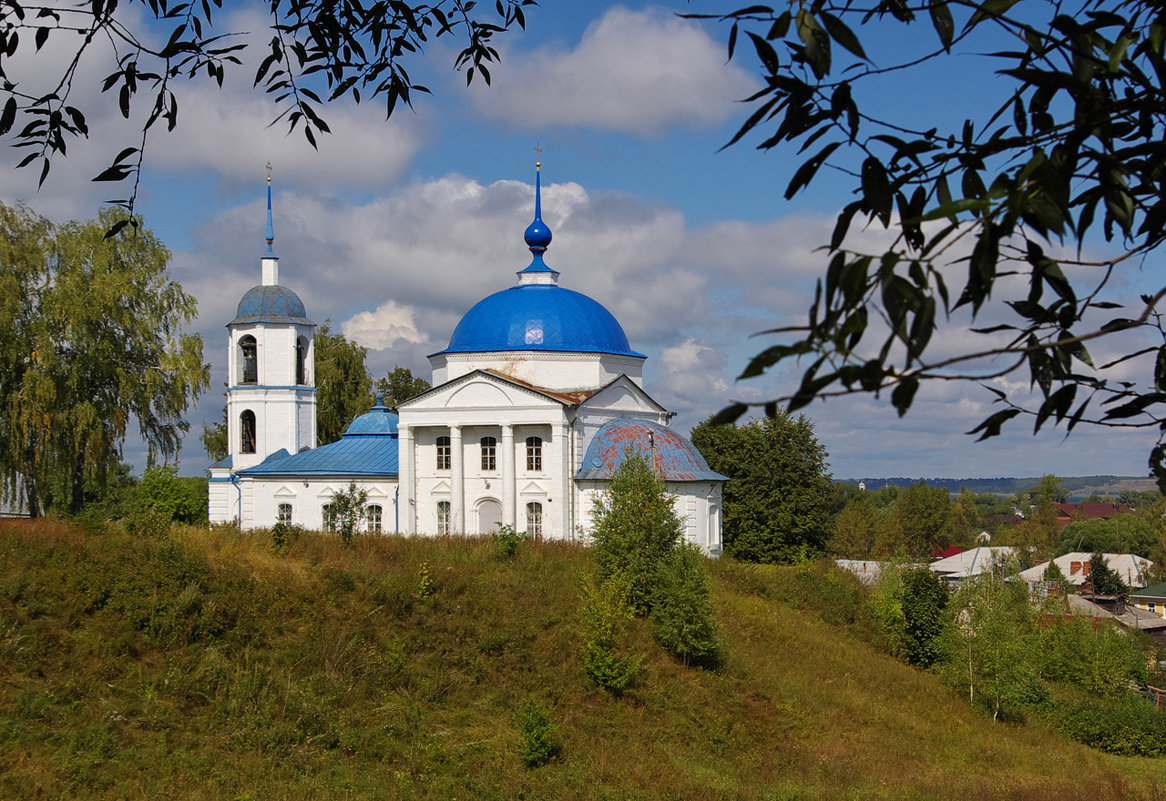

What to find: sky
left=1, top=1, right=1158, bottom=481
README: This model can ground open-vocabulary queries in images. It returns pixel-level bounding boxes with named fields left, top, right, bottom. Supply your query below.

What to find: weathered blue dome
left=575, top=418, right=726, bottom=482
left=344, top=403, right=399, bottom=436
left=437, top=284, right=644, bottom=357
left=230, top=285, right=313, bottom=325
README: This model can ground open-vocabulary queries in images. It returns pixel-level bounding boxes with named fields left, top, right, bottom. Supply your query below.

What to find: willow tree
left=0, top=204, right=208, bottom=515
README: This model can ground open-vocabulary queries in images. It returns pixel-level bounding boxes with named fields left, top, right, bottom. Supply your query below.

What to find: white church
left=208, top=166, right=725, bottom=554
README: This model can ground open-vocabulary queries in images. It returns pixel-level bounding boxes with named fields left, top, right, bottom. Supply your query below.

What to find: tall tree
left=0, top=0, right=534, bottom=217
left=697, top=2, right=1166, bottom=489
left=692, top=412, right=834, bottom=563
left=376, top=366, right=430, bottom=407
left=314, top=323, right=372, bottom=445
left=0, top=204, right=208, bottom=515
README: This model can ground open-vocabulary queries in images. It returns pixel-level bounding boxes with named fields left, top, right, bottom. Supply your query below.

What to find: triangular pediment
left=432, top=479, right=452, bottom=494
left=519, top=481, right=546, bottom=495
left=398, top=370, right=564, bottom=412
left=273, top=485, right=297, bottom=498
left=580, top=375, right=668, bottom=415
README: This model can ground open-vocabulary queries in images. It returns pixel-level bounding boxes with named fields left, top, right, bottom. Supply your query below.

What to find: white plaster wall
left=239, top=476, right=399, bottom=532
left=430, top=351, right=645, bottom=390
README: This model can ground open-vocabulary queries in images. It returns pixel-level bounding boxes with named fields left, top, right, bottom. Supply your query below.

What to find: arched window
left=480, top=436, right=496, bottom=471
left=437, top=501, right=451, bottom=536
left=295, top=337, right=309, bottom=385
left=240, top=410, right=256, bottom=454
left=525, top=436, right=542, bottom=471
left=277, top=503, right=293, bottom=525
left=322, top=503, right=336, bottom=532
left=526, top=501, right=543, bottom=539
left=436, top=436, right=451, bottom=470
left=366, top=504, right=382, bottom=533
left=239, top=335, right=258, bottom=384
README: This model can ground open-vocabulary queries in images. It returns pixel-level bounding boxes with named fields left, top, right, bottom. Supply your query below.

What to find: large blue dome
left=230, top=285, right=313, bottom=325
left=437, top=284, right=644, bottom=357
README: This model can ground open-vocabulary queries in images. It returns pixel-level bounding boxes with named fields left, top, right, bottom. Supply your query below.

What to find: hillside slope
left=2, top=520, right=1165, bottom=800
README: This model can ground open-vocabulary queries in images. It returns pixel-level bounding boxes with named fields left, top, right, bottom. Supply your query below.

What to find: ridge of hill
left=839, top=475, right=1159, bottom=496
left=2, top=520, right=1166, bottom=799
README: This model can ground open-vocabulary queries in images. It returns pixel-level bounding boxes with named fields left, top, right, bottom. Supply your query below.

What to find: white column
left=399, top=425, right=413, bottom=534
left=450, top=425, right=464, bottom=534
left=559, top=422, right=571, bottom=541
left=501, top=424, right=515, bottom=530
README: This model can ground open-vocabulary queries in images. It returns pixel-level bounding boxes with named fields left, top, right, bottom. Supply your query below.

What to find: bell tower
left=224, top=165, right=317, bottom=471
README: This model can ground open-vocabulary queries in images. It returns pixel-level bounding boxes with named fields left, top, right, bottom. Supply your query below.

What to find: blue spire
left=265, top=162, right=275, bottom=258
left=519, top=160, right=558, bottom=277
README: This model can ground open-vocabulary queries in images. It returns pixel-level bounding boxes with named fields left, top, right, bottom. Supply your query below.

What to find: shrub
left=1055, top=701, right=1166, bottom=756
left=579, top=572, right=640, bottom=695
left=328, top=482, right=368, bottom=545
left=416, top=561, right=435, bottom=598
left=900, top=567, right=947, bottom=667
left=651, top=543, right=720, bottom=668
left=515, top=700, right=560, bottom=767
left=493, top=524, right=524, bottom=560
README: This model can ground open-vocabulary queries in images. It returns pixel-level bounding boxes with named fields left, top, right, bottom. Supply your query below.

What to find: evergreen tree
left=589, top=450, right=683, bottom=615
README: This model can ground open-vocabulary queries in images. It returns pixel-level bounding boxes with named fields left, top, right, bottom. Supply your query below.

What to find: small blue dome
left=230, top=285, right=313, bottom=325
left=344, top=404, right=399, bottom=437
left=437, top=284, right=644, bottom=357
left=575, top=418, right=726, bottom=482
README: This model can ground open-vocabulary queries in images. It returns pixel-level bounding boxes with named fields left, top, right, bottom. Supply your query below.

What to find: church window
left=295, top=337, right=309, bottom=385
left=240, top=410, right=256, bottom=454
left=437, top=501, right=451, bottom=535
left=239, top=335, right=258, bottom=384
left=436, top=436, right=451, bottom=470
left=366, top=504, right=382, bottom=533
left=322, top=503, right=336, bottom=531
left=526, top=502, right=543, bottom=539
left=480, top=436, right=496, bottom=471
left=526, top=436, right=542, bottom=471
left=277, top=503, right=293, bottom=525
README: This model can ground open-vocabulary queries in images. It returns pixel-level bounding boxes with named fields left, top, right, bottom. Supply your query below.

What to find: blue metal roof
left=436, top=284, right=644, bottom=357
left=230, top=285, right=313, bottom=326
left=239, top=408, right=399, bottom=477
left=575, top=418, right=726, bottom=482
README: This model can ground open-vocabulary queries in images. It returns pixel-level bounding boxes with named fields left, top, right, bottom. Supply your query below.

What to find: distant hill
left=838, top=475, right=1158, bottom=497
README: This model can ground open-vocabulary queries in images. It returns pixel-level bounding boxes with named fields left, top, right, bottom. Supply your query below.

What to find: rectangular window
left=277, top=503, right=293, bottom=525
left=526, top=501, right=543, bottom=539
left=437, top=501, right=451, bottom=536
left=481, top=436, right=497, bottom=471
left=436, top=435, right=451, bottom=470
left=526, top=435, right=542, bottom=472
left=322, top=503, right=335, bottom=532
left=366, top=504, right=382, bottom=533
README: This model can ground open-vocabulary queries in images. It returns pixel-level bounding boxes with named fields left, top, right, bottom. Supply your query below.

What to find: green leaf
left=967, top=408, right=1020, bottom=441
left=861, top=156, right=892, bottom=226
left=891, top=377, right=918, bottom=415
left=929, top=0, right=954, bottom=49
left=819, top=11, right=866, bottom=60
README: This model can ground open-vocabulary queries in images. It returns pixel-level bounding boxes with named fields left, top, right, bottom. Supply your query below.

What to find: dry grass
left=1, top=519, right=1166, bottom=799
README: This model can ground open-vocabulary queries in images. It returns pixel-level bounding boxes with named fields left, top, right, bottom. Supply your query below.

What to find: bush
left=900, top=567, right=947, bottom=668
left=651, top=543, right=720, bottom=668
left=1055, top=701, right=1166, bottom=756
left=579, top=572, right=640, bottom=695
left=515, top=700, right=561, bottom=767
left=493, top=524, right=524, bottom=560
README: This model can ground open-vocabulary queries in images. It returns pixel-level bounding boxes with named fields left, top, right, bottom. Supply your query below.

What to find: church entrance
left=477, top=499, right=503, bottom=535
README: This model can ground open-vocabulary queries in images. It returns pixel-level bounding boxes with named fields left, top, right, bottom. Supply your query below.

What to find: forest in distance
left=837, top=475, right=1159, bottom=498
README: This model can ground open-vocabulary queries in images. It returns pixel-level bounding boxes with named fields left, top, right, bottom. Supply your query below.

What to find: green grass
left=2, top=518, right=1166, bottom=799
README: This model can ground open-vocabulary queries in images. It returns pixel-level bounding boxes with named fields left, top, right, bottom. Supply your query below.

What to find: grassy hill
left=3, top=519, right=1166, bottom=800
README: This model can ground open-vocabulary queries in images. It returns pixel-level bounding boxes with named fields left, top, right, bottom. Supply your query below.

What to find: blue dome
left=231, top=285, right=313, bottom=325
left=437, top=284, right=644, bottom=357
left=344, top=404, right=399, bottom=436
left=575, top=418, right=726, bottom=482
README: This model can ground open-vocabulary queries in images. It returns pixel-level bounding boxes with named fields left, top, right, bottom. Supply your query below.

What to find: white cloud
left=469, top=6, right=757, bottom=135
left=342, top=300, right=428, bottom=351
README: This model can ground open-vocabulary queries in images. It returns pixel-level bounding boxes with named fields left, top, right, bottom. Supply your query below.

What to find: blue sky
left=1, top=1, right=1156, bottom=481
